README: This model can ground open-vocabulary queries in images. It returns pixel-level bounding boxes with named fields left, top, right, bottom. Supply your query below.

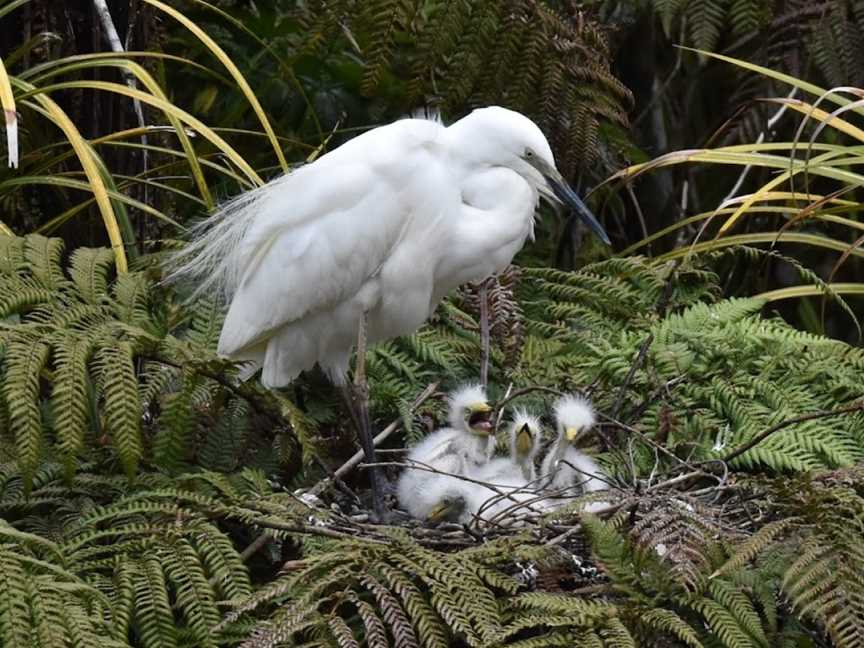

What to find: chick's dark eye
left=525, top=149, right=534, bottom=158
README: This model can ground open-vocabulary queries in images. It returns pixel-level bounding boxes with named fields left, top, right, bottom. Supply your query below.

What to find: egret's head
left=448, top=384, right=494, bottom=436
left=426, top=493, right=468, bottom=524
left=508, top=409, right=542, bottom=463
left=553, top=394, right=596, bottom=446
left=452, top=106, right=610, bottom=245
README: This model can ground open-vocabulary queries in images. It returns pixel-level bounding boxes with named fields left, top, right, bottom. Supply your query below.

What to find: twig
left=494, top=385, right=566, bottom=412
left=722, top=85, right=799, bottom=203
left=345, top=311, right=387, bottom=520
left=479, top=279, right=490, bottom=389
left=610, top=334, right=654, bottom=421
left=141, top=354, right=281, bottom=421
left=251, top=517, right=389, bottom=544
left=721, top=402, right=864, bottom=464
left=92, top=0, right=148, bottom=206
left=310, top=382, right=438, bottom=496
left=600, top=413, right=700, bottom=474
left=239, top=532, right=272, bottom=562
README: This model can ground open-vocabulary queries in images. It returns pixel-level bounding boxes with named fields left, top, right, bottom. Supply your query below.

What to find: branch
left=479, top=279, right=491, bottom=389
left=610, top=334, right=653, bottom=421
left=308, top=382, right=439, bottom=496
left=721, top=402, right=864, bottom=464
left=92, top=0, right=148, bottom=201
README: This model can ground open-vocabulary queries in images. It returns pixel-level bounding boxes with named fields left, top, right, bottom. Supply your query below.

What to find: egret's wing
left=219, top=164, right=399, bottom=355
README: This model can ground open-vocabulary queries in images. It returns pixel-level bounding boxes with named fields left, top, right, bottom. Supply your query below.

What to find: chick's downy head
left=553, top=394, right=596, bottom=444
left=448, top=383, right=493, bottom=436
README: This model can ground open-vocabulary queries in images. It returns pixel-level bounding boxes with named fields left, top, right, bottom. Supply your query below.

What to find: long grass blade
left=0, top=0, right=32, bottom=21
left=0, top=55, right=18, bottom=167
left=657, top=232, right=864, bottom=261
left=0, top=175, right=182, bottom=229
left=12, top=84, right=127, bottom=271
left=143, top=0, right=289, bottom=173
left=756, top=283, right=864, bottom=301
left=18, top=79, right=263, bottom=186
left=677, top=47, right=863, bottom=115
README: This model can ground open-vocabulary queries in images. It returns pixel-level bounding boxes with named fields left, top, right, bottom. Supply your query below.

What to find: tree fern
left=0, top=234, right=306, bottom=486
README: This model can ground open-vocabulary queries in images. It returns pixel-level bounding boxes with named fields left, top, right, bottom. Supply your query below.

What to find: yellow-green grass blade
left=23, top=126, right=253, bottom=190
left=143, top=0, right=289, bottom=174
left=0, top=55, right=18, bottom=167
left=756, top=283, right=864, bottom=301
left=606, top=146, right=853, bottom=184
left=656, top=232, right=864, bottom=261
left=619, top=203, right=864, bottom=256
left=188, top=0, right=323, bottom=141
left=4, top=32, right=61, bottom=69
left=27, top=57, right=214, bottom=209
left=606, top=147, right=862, bottom=243
left=17, top=79, right=263, bottom=186
left=211, top=126, right=314, bottom=150
left=716, top=149, right=858, bottom=237
left=100, top=141, right=253, bottom=189
left=0, top=175, right=182, bottom=229
left=34, top=171, right=201, bottom=235
left=21, top=51, right=229, bottom=84
left=761, top=98, right=864, bottom=143
left=0, top=219, right=12, bottom=235
left=0, top=0, right=32, bottom=21
left=11, top=87, right=127, bottom=271
left=678, top=47, right=863, bottom=115
left=89, top=144, right=137, bottom=260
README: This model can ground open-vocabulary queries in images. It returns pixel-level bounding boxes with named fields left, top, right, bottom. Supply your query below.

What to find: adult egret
left=541, top=394, right=608, bottom=507
left=169, top=107, right=609, bottom=519
left=168, top=106, right=610, bottom=387
left=397, top=384, right=494, bottom=517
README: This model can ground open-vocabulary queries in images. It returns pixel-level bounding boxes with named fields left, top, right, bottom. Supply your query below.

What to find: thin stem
left=721, top=402, right=864, bottom=464
left=479, top=279, right=490, bottom=389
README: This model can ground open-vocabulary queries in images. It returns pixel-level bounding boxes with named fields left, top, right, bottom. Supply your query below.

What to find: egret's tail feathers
left=163, top=176, right=290, bottom=302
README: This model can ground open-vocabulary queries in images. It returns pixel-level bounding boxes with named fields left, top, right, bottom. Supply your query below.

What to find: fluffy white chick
left=540, top=394, right=609, bottom=509
left=397, top=384, right=494, bottom=520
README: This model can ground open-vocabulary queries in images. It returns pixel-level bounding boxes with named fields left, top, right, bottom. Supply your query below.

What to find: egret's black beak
left=544, top=169, right=611, bottom=246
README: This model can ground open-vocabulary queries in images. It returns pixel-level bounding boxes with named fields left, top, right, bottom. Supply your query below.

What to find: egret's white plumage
left=168, top=107, right=608, bottom=387
left=396, top=385, right=494, bottom=519
left=541, top=395, right=608, bottom=506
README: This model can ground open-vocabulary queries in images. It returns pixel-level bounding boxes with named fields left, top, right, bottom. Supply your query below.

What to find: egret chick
left=509, top=409, right=543, bottom=482
left=397, top=385, right=494, bottom=519
left=469, top=411, right=543, bottom=523
left=404, top=474, right=475, bottom=524
left=541, top=395, right=608, bottom=507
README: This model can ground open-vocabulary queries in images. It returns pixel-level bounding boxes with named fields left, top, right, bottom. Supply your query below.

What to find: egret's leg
left=343, top=312, right=387, bottom=521
left=479, top=279, right=490, bottom=389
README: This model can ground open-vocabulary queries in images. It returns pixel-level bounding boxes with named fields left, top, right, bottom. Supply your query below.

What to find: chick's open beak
left=540, top=163, right=611, bottom=246
left=516, top=423, right=533, bottom=455
left=467, top=403, right=493, bottom=435
left=565, top=426, right=580, bottom=442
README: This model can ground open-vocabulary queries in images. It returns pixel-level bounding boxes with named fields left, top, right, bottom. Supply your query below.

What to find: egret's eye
left=524, top=149, right=535, bottom=159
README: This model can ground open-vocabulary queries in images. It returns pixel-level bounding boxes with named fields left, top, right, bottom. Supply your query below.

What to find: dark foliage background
left=1, top=1, right=864, bottom=647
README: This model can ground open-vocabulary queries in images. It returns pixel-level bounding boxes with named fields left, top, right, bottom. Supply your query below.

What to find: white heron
left=167, top=106, right=610, bottom=387
left=541, top=394, right=609, bottom=508
left=396, top=384, right=494, bottom=518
